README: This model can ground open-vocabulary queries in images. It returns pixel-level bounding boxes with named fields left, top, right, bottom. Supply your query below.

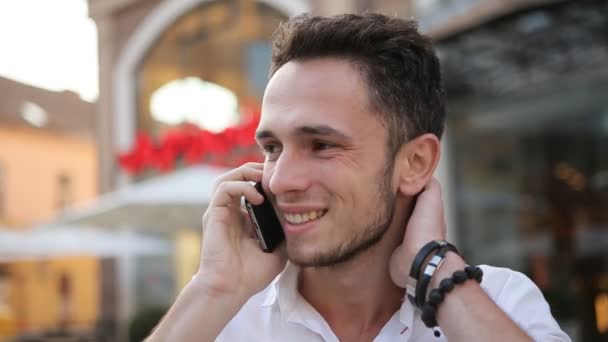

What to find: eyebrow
left=256, top=125, right=352, bottom=142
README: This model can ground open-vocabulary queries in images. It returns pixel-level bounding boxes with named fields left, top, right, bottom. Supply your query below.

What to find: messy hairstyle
left=270, top=13, right=446, bottom=155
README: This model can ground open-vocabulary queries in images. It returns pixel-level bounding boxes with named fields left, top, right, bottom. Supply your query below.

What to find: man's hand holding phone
left=196, top=162, right=286, bottom=299
left=146, top=163, right=285, bottom=342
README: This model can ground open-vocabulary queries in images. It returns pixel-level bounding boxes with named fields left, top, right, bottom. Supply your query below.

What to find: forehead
left=259, top=58, right=382, bottom=135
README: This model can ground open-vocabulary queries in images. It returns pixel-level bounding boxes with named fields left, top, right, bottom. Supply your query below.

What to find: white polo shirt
left=217, top=264, right=571, bottom=341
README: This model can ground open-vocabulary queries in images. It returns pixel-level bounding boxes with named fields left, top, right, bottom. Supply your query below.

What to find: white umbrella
left=43, top=165, right=230, bottom=232
left=16, top=166, right=230, bottom=336
left=0, top=226, right=170, bottom=262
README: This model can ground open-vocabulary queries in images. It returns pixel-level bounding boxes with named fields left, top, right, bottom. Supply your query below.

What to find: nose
left=267, top=149, right=312, bottom=196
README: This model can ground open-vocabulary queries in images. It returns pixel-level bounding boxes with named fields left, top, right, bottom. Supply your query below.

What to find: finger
left=407, top=178, right=445, bottom=233
left=214, top=163, right=263, bottom=185
left=210, top=181, right=264, bottom=208
left=424, top=177, right=441, bottom=195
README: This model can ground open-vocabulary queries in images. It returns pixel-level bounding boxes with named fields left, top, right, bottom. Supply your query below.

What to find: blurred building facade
left=433, top=1, right=608, bottom=341
left=0, top=78, right=102, bottom=338
left=0, top=0, right=605, bottom=341
left=0, top=77, right=98, bottom=228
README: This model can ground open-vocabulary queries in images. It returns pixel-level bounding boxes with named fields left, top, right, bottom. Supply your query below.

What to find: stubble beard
left=288, top=162, right=396, bottom=268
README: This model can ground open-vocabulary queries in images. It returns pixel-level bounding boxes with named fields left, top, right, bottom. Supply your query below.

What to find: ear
left=395, top=133, right=441, bottom=196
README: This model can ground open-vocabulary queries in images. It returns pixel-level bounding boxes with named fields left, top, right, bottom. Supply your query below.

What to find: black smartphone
left=244, top=183, right=285, bottom=253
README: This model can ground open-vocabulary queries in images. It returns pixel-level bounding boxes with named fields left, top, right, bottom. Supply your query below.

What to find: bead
left=439, top=278, right=454, bottom=293
left=473, top=267, right=484, bottom=283
left=452, top=270, right=467, bottom=284
left=428, top=289, right=444, bottom=306
left=465, top=265, right=475, bottom=278
left=421, top=304, right=437, bottom=327
left=419, top=265, right=484, bottom=337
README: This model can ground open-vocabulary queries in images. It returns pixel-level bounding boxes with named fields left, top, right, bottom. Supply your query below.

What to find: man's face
left=257, top=58, right=397, bottom=267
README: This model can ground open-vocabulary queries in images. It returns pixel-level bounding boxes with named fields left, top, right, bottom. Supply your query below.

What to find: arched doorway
left=113, top=0, right=311, bottom=178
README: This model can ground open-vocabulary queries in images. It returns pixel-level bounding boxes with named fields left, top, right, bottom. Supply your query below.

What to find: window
left=55, top=172, right=73, bottom=210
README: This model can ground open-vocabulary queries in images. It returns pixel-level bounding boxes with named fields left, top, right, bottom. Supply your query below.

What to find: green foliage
left=129, top=306, right=168, bottom=342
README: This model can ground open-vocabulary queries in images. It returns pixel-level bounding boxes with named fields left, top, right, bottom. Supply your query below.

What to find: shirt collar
left=262, top=262, right=416, bottom=330
left=262, top=262, right=299, bottom=310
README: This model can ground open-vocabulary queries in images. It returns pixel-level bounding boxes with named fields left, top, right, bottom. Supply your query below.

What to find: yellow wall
left=7, top=256, right=99, bottom=334
left=0, top=125, right=98, bottom=227
left=175, top=230, right=201, bottom=292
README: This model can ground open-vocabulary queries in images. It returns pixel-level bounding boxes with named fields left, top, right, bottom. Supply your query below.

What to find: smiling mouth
left=283, top=210, right=327, bottom=225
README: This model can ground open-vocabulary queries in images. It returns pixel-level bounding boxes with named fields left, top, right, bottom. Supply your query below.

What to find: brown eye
left=262, top=143, right=282, bottom=160
left=312, top=141, right=336, bottom=151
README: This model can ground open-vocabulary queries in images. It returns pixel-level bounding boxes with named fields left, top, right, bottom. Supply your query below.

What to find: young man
left=148, top=14, right=570, bottom=341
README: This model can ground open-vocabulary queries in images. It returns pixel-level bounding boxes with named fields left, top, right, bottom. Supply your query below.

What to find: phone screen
left=245, top=183, right=285, bottom=252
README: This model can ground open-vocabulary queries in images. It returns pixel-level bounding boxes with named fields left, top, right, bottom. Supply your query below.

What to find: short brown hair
left=270, top=13, right=446, bottom=155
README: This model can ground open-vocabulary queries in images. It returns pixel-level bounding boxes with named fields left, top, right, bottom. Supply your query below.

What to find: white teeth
left=284, top=210, right=325, bottom=224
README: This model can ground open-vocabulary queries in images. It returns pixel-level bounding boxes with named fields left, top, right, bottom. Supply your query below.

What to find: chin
left=285, top=240, right=322, bottom=267
left=285, top=239, right=362, bottom=268
left=286, top=220, right=392, bottom=268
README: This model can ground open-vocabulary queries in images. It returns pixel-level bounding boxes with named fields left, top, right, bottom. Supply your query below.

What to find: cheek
left=325, top=151, right=367, bottom=171
left=319, top=155, right=383, bottom=191
left=315, top=153, right=364, bottom=180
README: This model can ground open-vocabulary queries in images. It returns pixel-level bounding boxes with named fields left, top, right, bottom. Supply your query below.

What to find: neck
left=298, top=196, right=412, bottom=338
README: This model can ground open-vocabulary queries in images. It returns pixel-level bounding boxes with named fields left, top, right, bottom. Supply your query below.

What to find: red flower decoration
left=117, top=103, right=263, bottom=175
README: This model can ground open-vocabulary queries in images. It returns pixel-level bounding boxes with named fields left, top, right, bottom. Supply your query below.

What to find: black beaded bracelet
left=421, top=265, right=484, bottom=338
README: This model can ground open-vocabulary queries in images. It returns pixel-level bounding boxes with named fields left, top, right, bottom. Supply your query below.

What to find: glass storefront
left=438, top=1, right=608, bottom=341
